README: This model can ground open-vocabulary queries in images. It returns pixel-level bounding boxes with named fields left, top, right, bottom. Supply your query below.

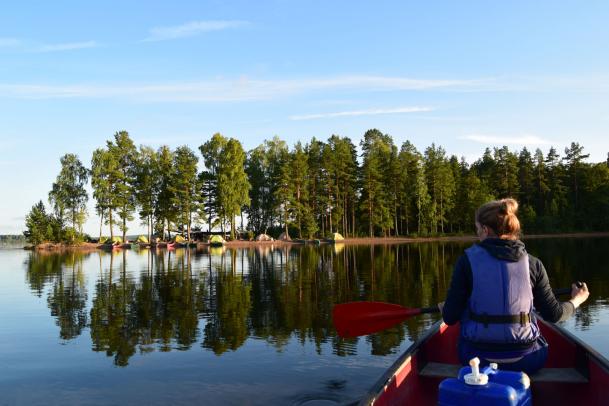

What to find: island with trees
left=23, top=130, right=609, bottom=249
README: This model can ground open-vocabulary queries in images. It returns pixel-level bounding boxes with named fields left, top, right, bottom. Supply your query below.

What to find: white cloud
left=0, top=75, right=491, bottom=102
left=37, top=41, right=99, bottom=52
left=144, top=20, right=248, bottom=42
left=0, top=38, right=20, bottom=48
left=459, top=134, right=554, bottom=146
left=290, top=106, right=433, bottom=120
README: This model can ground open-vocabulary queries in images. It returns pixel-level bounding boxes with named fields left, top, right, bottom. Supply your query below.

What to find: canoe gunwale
left=357, top=320, right=444, bottom=406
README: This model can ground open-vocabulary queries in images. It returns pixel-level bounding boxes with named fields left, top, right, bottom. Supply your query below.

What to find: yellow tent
left=137, top=235, right=149, bottom=243
left=209, top=235, right=225, bottom=245
left=332, top=232, right=344, bottom=241
left=104, top=236, right=122, bottom=244
left=174, top=235, right=186, bottom=243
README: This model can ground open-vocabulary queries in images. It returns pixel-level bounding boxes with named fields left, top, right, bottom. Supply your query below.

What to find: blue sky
left=1, top=1, right=609, bottom=235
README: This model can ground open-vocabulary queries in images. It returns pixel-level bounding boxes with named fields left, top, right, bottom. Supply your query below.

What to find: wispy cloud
left=0, top=75, right=492, bottom=102
left=0, top=38, right=20, bottom=48
left=144, top=20, right=248, bottom=42
left=459, top=134, right=554, bottom=146
left=290, top=106, right=433, bottom=120
left=37, top=41, right=99, bottom=52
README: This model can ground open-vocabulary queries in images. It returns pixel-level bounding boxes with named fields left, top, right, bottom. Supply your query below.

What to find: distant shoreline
left=23, top=231, right=609, bottom=251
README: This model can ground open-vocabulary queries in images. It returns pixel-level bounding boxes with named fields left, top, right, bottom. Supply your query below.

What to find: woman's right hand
left=570, top=282, right=590, bottom=308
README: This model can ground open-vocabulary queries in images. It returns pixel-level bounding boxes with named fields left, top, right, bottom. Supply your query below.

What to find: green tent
left=104, top=236, right=122, bottom=244
left=209, top=235, right=225, bottom=245
left=137, top=235, right=149, bottom=243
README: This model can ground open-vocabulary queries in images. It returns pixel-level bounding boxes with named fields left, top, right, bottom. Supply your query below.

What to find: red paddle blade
left=332, top=301, right=422, bottom=338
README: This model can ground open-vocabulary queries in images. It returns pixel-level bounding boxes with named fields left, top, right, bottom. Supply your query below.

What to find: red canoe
left=358, top=319, right=609, bottom=405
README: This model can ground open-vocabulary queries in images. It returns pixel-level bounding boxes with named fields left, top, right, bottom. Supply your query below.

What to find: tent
left=332, top=232, right=344, bottom=241
left=137, top=235, right=149, bottom=243
left=209, top=235, right=225, bottom=246
left=174, top=235, right=186, bottom=243
left=278, top=232, right=291, bottom=241
left=104, top=236, right=122, bottom=244
left=255, top=233, right=273, bottom=241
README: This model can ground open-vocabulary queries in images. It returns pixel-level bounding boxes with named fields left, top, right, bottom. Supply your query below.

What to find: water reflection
left=23, top=238, right=609, bottom=367
left=26, top=251, right=88, bottom=339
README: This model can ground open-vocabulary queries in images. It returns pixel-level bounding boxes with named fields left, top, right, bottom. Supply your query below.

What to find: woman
left=440, top=198, right=589, bottom=374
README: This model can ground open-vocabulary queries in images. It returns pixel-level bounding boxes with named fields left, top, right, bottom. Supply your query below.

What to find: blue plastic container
left=438, top=362, right=532, bottom=406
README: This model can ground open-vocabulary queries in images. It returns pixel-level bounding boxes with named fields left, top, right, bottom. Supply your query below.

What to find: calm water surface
left=1, top=238, right=608, bottom=405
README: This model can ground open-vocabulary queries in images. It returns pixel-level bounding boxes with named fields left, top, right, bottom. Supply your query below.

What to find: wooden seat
left=419, top=362, right=588, bottom=383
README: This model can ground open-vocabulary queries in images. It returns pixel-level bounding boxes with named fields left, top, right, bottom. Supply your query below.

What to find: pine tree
left=199, top=133, right=228, bottom=233
left=133, top=146, right=159, bottom=243
left=563, top=142, right=590, bottom=211
left=545, top=147, right=568, bottom=223
left=492, top=146, right=520, bottom=198
left=24, top=201, right=54, bottom=244
left=424, top=144, right=455, bottom=234
left=91, top=148, right=114, bottom=239
left=218, top=139, right=251, bottom=240
left=517, top=147, right=537, bottom=226
left=360, top=129, right=393, bottom=236
left=48, top=153, right=89, bottom=238
left=397, top=141, right=420, bottom=235
left=106, top=131, right=137, bottom=242
left=155, top=145, right=176, bottom=239
left=533, top=148, right=549, bottom=216
left=171, top=146, right=199, bottom=241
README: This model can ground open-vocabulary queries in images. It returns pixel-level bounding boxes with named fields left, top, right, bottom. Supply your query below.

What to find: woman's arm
left=530, top=255, right=576, bottom=322
left=441, top=255, right=472, bottom=325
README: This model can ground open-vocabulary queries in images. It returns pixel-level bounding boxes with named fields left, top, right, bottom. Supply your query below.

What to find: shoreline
left=24, top=231, right=609, bottom=251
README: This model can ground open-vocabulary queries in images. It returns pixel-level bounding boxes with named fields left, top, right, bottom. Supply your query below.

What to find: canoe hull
left=359, top=318, right=609, bottom=405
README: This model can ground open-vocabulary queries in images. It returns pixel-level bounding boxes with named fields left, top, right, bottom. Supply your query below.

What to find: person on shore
left=439, top=198, right=590, bottom=374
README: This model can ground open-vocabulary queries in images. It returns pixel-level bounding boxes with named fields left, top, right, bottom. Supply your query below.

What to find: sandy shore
left=24, top=232, right=609, bottom=251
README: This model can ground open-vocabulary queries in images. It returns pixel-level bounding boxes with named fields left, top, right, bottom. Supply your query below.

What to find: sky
left=1, top=1, right=609, bottom=235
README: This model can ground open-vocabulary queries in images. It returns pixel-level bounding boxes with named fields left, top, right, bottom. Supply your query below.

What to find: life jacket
left=460, top=244, right=540, bottom=349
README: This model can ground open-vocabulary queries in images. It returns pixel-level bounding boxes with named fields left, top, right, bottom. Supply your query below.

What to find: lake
left=1, top=237, right=608, bottom=405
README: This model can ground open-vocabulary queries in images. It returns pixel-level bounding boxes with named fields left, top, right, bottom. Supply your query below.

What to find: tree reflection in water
left=24, top=240, right=603, bottom=367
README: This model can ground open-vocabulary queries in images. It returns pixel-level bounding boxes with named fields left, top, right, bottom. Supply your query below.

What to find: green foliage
left=217, top=138, right=251, bottom=240
left=24, top=201, right=55, bottom=245
left=107, top=131, right=137, bottom=242
left=199, top=133, right=228, bottom=233
left=27, top=128, right=609, bottom=242
left=48, top=153, right=89, bottom=236
left=360, top=129, right=394, bottom=236
left=171, top=146, right=199, bottom=240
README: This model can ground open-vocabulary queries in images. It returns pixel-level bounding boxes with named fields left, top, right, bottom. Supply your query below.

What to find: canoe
left=358, top=318, right=609, bottom=405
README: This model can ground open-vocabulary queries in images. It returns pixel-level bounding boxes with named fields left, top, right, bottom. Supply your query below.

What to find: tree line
left=24, top=129, right=609, bottom=244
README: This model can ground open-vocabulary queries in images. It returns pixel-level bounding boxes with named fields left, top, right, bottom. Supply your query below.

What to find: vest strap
left=469, top=311, right=531, bottom=328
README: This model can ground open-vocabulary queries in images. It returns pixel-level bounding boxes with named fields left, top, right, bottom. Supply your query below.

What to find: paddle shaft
left=333, top=283, right=581, bottom=338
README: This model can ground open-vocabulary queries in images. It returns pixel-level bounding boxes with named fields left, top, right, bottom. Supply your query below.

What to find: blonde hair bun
left=476, top=198, right=521, bottom=239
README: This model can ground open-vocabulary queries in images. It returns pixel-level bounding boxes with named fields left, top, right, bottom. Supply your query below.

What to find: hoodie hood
left=478, top=238, right=526, bottom=262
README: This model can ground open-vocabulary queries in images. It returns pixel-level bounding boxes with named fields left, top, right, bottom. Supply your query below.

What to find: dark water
left=0, top=238, right=608, bottom=405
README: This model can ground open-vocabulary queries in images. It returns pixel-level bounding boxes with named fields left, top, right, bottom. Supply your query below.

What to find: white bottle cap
left=464, top=357, right=489, bottom=386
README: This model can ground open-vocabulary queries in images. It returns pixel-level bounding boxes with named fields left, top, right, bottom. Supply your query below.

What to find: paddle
left=333, top=283, right=583, bottom=338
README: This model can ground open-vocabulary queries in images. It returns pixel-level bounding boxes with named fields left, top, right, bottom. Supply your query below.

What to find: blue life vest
left=460, top=244, right=540, bottom=348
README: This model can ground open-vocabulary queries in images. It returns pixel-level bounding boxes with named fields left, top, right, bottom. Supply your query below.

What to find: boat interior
left=362, top=320, right=609, bottom=405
